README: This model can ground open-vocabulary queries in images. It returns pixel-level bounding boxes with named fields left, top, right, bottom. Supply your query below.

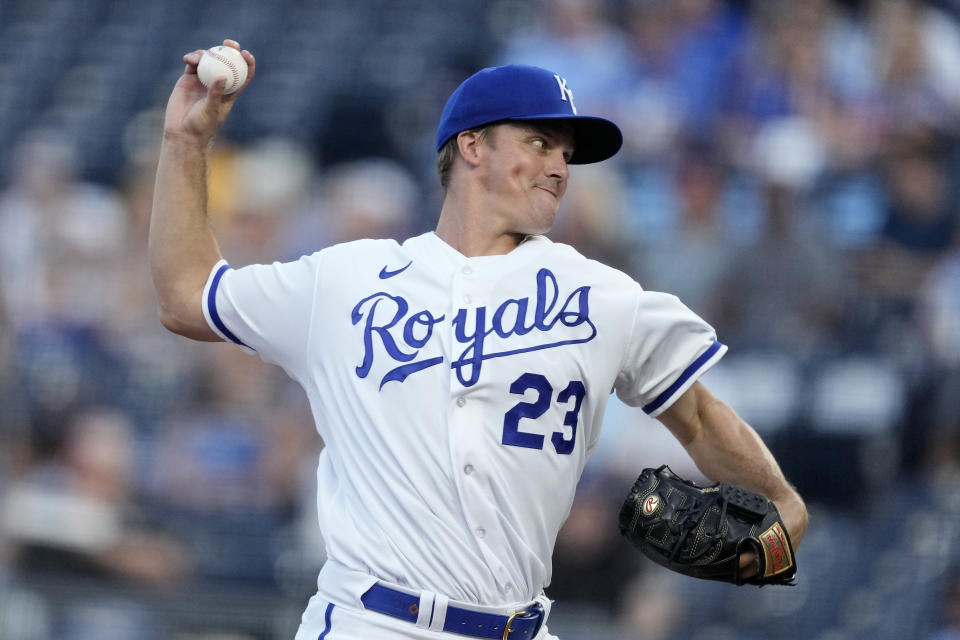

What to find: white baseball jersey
left=201, top=231, right=725, bottom=611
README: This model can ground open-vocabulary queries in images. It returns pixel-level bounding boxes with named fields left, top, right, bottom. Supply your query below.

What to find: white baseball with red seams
left=197, top=45, right=247, bottom=94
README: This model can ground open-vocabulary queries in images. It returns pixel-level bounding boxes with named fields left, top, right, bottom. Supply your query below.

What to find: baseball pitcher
left=149, top=40, right=808, bottom=640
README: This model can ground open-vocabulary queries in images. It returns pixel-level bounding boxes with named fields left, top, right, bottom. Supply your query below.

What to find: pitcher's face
left=478, top=122, right=574, bottom=235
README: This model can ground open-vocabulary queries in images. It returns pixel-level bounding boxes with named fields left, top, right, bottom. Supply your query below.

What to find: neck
left=435, top=184, right=526, bottom=257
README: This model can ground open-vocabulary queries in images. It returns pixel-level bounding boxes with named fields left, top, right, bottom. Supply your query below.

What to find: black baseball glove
left=618, top=465, right=797, bottom=586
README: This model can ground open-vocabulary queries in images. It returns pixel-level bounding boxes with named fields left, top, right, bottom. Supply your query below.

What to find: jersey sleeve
left=614, top=290, right=727, bottom=418
left=201, top=254, right=322, bottom=376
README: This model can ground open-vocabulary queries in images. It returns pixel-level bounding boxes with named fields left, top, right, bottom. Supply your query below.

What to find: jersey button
left=456, top=397, right=466, bottom=407
left=475, top=527, right=486, bottom=538
left=463, top=464, right=474, bottom=475
left=463, top=294, right=472, bottom=304
left=462, top=266, right=473, bottom=275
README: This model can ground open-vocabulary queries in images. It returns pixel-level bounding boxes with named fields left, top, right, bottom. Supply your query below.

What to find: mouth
left=534, top=185, right=558, bottom=199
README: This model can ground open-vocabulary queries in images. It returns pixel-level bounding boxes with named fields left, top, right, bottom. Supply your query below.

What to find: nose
left=546, top=148, right=570, bottom=181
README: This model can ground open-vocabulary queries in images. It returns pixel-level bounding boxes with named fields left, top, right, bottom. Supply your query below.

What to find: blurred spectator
left=317, top=157, right=424, bottom=244
left=548, top=472, right=640, bottom=616
left=852, top=128, right=958, bottom=361
left=0, top=129, right=128, bottom=329
left=150, top=346, right=315, bottom=584
left=153, top=347, right=306, bottom=511
left=708, top=121, right=850, bottom=359
left=615, top=569, right=685, bottom=640
left=722, top=1, right=840, bottom=140
left=708, top=204, right=849, bottom=357
left=614, top=0, right=745, bottom=161
left=496, top=0, right=630, bottom=117
left=632, top=140, right=736, bottom=313
left=211, top=137, right=317, bottom=266
left=1, top=405, right=188, bottom=586
left=866, top=0, right=960, bottom=131
left=550, top=164, right=634, bottom=273
left=879, top=129, right=958, bottom=254
left=0, top=128, right=134, bottom=445
left=104, top=135, right=202, bottom=430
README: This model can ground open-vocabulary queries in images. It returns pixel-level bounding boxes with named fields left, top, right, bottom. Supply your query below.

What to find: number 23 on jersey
left=502, top=372, right=586, bottom=455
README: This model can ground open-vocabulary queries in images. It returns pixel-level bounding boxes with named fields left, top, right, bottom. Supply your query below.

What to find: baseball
left=197, top=45, right=248, bottom=94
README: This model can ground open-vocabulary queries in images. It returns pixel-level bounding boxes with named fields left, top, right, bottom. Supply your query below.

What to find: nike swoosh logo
left=379, top=261, right=412, bottom=279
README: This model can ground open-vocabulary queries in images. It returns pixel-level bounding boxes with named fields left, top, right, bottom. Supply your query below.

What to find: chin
left=513, top=198, right=560, bottom=236
left=525, top=217, right=557, bottom=236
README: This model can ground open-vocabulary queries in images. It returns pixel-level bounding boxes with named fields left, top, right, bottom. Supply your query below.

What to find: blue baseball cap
left=436, top=64, right=623, bottom=165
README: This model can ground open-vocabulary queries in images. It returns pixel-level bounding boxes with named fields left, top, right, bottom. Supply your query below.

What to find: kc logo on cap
left=553, top=74, right=576, bottom=114
left=435, top=64, right=622, bottom=165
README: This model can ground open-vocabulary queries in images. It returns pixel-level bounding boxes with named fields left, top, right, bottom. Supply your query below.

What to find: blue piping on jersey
left=642, top=340, right=724, bottom=415
left=317, top=602, right=335, bottom=639
left=208, top=264, right=252, bottom=350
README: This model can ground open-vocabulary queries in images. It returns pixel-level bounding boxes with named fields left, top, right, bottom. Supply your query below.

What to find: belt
left=360, top=583, right=545, bottom=640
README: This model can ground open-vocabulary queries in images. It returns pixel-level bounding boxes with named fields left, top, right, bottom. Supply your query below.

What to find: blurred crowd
left=2, top=0, right=960, bottom=639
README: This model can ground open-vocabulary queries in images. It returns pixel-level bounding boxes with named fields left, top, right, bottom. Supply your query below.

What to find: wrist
left=162, top=129, right=212, bottom=149
left=773, top=492, right=808, bottom=546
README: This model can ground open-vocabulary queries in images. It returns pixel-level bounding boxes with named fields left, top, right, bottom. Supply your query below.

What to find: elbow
left=154, top=295, right=204, bottom=339
left=156, top=302, right=191, bottom=337
left=149, top=265, right=216, bottom=339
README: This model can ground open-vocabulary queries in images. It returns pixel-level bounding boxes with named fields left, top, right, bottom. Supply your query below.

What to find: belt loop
left=428, top=593, right=449, bottom=632
left=533, top=593, right=552, bottom=635
left=415, top=591, right=435, bottom=629
left=534, top=593, right=552, bottom=620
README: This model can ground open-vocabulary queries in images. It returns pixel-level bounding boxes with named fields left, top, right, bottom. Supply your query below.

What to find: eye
left=531, top=137, right=546, bottom=150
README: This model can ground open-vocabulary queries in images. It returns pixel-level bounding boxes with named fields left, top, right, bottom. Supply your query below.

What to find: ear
left=455, top=130, right=486, bottom=168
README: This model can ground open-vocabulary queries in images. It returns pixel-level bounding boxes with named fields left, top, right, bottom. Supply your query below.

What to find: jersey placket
left=446, top=261, right=514, bottom=595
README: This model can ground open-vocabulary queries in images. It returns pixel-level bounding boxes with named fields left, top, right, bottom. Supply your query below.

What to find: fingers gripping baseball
left=163, top=39, right=255, bottom=143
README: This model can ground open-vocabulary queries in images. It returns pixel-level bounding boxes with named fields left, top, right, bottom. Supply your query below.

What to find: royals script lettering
left=351, top=268, right=596, bottom=388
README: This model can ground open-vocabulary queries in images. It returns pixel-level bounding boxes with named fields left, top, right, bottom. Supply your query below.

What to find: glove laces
left=667, top=495, right=729, bottom=563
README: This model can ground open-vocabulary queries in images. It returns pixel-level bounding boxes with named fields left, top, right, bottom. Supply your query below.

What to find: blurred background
left=1, top=0, right=960, bottom=638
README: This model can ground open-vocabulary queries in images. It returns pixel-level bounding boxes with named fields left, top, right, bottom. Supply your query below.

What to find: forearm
left=663, top=383, right=808, bottom=544
left=687, top=399, right=790, bottom=495
left=148, top=41, right=255, bottom=339
left=698, top=400, right=806, bottom=543
left=148, top=134, right=222, bottom=337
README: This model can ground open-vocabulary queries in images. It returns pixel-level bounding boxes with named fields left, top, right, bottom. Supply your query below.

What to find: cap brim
left=509, top=114, right=623, bottom=164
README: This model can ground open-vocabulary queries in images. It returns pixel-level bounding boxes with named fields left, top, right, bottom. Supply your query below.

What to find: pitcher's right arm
left=148, top=39, right=255, bottom=340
